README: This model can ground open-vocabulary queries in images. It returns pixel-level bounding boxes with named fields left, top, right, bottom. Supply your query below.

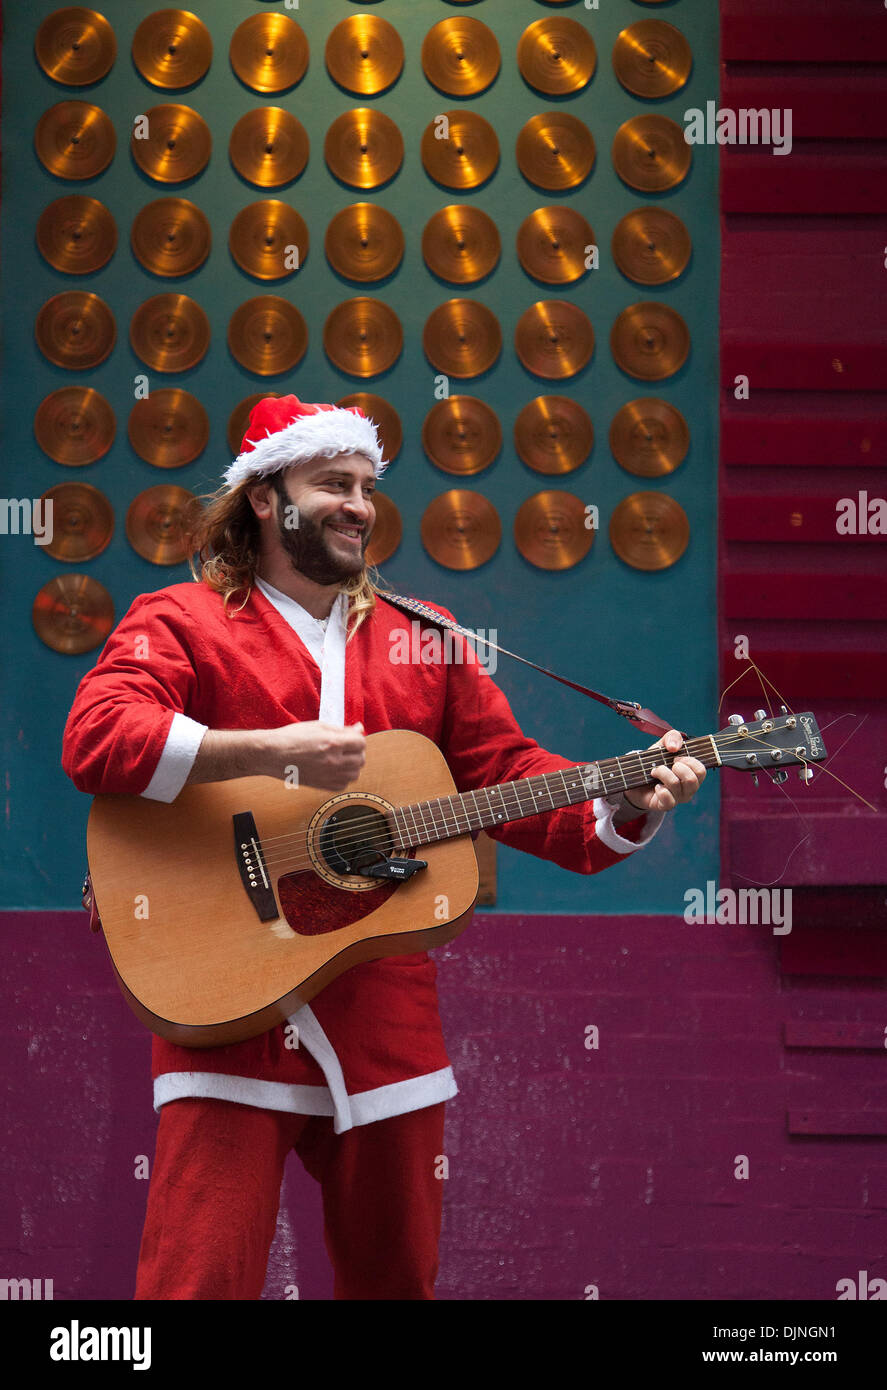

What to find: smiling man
left=62, top=394, right=705, bottom=1301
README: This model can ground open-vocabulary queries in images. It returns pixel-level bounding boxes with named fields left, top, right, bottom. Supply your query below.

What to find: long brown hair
left=186, top=476, right=392, bottom=643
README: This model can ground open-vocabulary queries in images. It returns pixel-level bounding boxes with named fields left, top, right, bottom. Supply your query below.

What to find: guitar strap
left=381, top=591, right=683, bottom=741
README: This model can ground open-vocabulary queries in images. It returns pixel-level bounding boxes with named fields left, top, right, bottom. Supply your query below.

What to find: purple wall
left=3, top=908, right=885, bottom=1301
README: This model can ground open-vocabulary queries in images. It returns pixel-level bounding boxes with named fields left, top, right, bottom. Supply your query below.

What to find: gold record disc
left=515, top=300, right=594, bottom=380
left=40, top=481, right=114, bottom=561
left=230, top=14, right=308, bottom=95
left=325, top=204, right=404, bottom=282
left=35, top=8, right=117, bottom=86
left=126, top=485, right=199, bottom=565
left=517, top=207, right=594, bottom=285
left=33, top=574, right=114, bottom=655
left=421, top=17, right=500, bottom=98
left=365, top=493, right=401, bottom=568
left=514, top=396, right=593, bottom=475
left=132, top=10, right=212, bottom=90
left=131, top=104, right=211, bottom=183
left=514, top=490, right=594, bottom=570
left=229, top=200, right=308, bottom=281
left=336, top=393, right=402, bottom=463
left=35, top=101, right=115, bottom=179
left=613, top=21, right=692, bottom=99
left=609, top=398, right=689, bottom=478
left=516, top=112, right=595, bottom=191
left=131, top=197, right=211, bottom=276
left=326, top=15, right=404, bottom=96
left=323, top=297, right=403, bottom=378
left=34, top=386, right=115, bottom=466
left=612, top=207, right=691, bottom=285
left=423, top=299, right=502, bottom=379
left=422, top=205, right=500, bottom=284
left=227, top=392, right=282, bottom=456
left=228, top=296, right=308, bottom=375
left=517, top=18, right=597, bottom=96
left=229, top=108, right=309, bottom=188
left=130, top=293, right=210, bottom=372
left=325, top=108, right=404, bottom=190
left=609, top=491, right=689, bottom=571
left=128, top=388, right=209, bottom=468
left=610, top=302, right=689, bottom=381
left=422, top=396, right=502, bottom=475
left=420, top=111, right=500, bottom=190
left=36, top=195, right=117, bottom=274
left=421, top=491, right=501, bottom=570
left=35, top=291, right=116, bottom=369
left=612, top=115, right=691, bottom=192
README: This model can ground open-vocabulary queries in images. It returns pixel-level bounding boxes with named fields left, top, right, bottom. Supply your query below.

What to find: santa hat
left=223, top=394, right=388, bottom=492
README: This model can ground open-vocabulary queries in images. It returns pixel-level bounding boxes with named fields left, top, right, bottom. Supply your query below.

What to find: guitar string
left=254, top=728, right=810, bottom=870
left=245, top=727, right=813, bottom=875
left=254, top=733, right=725, bottom=866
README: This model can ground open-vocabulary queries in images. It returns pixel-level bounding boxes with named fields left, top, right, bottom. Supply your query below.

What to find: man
left=62, top=395, right=706, bottom=1301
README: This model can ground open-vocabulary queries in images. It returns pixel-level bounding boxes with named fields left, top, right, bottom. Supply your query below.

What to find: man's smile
left=326, top=523, right=364, bottom=545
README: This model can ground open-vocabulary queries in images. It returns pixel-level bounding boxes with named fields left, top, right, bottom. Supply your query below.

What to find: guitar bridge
left=233, top=812, right=279, bottom=922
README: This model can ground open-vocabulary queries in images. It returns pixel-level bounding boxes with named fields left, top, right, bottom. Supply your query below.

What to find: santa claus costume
left=62, top=395, right=664, bottom=1300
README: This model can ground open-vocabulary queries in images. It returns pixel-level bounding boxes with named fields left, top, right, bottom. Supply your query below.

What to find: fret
left=511, top=780, right=531, bottom=817
left=557, top=769, right=573, bottom=808
left=404, top=803, right=421, bottom=844
left=633, top=750, right=646, bottom=789
left=481, top=786, right=498, bottom=825
left=468, top=789, right=483, bottom=832
left=438, top=796, right=457, bottom=837
left=416, top=800, right=434, bottom=841
left=391, top=807, right=407, bottom=852
left=428, top=800, right=444, bottom=839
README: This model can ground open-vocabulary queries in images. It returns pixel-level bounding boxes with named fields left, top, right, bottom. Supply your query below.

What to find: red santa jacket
left=62, top=580, right=660, bottom=1131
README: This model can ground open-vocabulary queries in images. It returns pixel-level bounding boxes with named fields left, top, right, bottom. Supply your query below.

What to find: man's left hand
left=622, top=728, right=707, bottom=815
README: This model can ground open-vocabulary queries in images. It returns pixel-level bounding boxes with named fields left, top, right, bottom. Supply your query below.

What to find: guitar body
left=87, top=730, right=479, bottom=1048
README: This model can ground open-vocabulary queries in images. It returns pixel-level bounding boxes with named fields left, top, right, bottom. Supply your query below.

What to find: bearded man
left=62, top=395, right=705, bottom=1300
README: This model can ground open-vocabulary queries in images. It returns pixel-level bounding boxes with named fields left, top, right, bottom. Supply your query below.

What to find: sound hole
left=319, top=804, right=393, bottom=876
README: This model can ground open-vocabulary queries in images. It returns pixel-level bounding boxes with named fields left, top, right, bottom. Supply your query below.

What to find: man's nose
left=341, top=488, right=373, bottom=521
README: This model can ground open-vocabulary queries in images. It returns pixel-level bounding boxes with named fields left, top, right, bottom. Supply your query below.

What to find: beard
left=274, top=492, right=368, bottom=586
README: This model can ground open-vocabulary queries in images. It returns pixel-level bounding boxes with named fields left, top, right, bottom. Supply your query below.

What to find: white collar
left=255, top=575, right=343, bottom=630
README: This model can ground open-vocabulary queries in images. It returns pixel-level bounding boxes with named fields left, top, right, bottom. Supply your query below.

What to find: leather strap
left=381, top=591, right=682, bottom=740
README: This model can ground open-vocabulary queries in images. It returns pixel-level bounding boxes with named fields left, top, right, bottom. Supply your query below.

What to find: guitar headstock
left=714, top=709, right=827, bottom=782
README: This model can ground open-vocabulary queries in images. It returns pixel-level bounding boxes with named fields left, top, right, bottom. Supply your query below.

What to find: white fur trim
left=224, top=407, right=388, bottom=490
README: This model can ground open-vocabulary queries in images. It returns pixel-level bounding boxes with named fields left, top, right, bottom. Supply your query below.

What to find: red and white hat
left=224, top=394, right=388, bottom=492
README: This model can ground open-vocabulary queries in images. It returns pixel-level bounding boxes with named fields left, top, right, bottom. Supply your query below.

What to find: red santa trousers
left=134, top=1096, right=446, bottom=1301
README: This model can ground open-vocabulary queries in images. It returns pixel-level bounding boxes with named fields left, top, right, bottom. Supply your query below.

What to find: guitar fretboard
left=390, top=740, right=720, bottom=849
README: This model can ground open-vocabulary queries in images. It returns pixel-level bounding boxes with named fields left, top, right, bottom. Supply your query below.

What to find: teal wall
left=1, top=0, right=719, bottom=912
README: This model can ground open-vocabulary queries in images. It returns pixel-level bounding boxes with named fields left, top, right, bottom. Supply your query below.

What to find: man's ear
left=245, top=480, right=275, bottom=520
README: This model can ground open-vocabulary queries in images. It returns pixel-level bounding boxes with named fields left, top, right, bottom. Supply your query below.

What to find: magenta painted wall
left=3, top=908, right=885, bottom=1301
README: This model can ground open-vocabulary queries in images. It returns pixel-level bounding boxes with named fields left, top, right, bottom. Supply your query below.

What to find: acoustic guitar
left=86, top=710, right=826, bottom=1047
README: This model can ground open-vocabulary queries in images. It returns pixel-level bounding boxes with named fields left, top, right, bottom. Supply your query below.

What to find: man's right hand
left=186, top=721, right=367, bottom=790
left=259, top=720, right=367, bottom=789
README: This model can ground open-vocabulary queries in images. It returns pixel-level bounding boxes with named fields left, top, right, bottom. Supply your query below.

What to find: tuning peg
left=773, top=769, right=788, bottom=784
left=752, top=775, right=759, bottom=787
left=753, top=709, right=768, bottom=721
left=798, top=767, right=814, bottom=782
left=727, top=714, right=744, bottom=726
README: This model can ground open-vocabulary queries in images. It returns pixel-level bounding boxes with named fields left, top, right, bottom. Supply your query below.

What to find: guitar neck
left=389, top=736, right=722, bottom=850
